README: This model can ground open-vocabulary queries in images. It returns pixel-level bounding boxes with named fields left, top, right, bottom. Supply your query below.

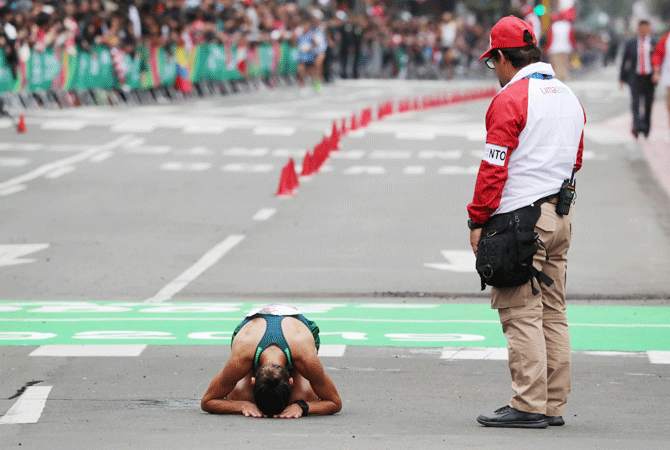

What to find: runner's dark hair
left=492, top=30, right=542, bottom=68
left=253, top=364, right=292, bottom=417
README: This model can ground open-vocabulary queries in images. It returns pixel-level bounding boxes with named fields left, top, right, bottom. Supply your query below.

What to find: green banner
left=0, top=42, right=297, bottom=94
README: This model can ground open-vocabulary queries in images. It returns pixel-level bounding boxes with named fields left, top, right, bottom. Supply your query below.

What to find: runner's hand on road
left=276, top=403, right=304, bottom=419
left=241, top=402, right=265, bottom=418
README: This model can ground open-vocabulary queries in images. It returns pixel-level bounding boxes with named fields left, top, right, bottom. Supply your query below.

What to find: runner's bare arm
left=200, top=352, right=262, bottom=417
left=285, top=343, right=342, bottom=417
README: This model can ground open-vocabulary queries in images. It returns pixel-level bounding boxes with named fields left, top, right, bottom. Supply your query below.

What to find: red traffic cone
left=287, top=158, right=299, bottom=190
left=351, top=113, right=358, bottom=131
left=341, top=117, right=347, bottom=135
left=17, top=114, right=26, bottom=133
left=275, top=166, right=292, bottom=196
left=301, top=151, right=314, bottom=176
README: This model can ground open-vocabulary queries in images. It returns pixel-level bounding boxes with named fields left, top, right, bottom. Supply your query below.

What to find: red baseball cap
left=478, top=16, right=537, bottom=61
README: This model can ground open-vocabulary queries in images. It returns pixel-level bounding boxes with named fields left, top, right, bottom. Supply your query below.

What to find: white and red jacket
left=545, top=20, right=576, bottom=55
left=652, top=31, right=670, bottom=86
left=468, top=62, right=585, bottom=224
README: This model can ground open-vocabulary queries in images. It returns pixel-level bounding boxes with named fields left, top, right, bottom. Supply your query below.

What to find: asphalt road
left=1, top=65, right=669, bottom=449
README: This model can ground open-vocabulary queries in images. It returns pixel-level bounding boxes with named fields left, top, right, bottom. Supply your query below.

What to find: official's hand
left=470, top=228, right=482, bottom=257
left=619, top=81, right=624, bottom=90
left=241, top=402, right=265, bottom=418
left=652, top=71, right=660, bottom=85
left=276, top=403, right=304, bottom=419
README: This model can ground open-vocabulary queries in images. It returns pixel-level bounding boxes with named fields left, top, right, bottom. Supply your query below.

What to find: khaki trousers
left=491, top=201, right=573, bottom=416
left=550, top=53, right=570, bottom=81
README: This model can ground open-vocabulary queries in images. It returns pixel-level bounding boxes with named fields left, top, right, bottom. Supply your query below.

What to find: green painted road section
left=1, top=301, right=669, bottom=351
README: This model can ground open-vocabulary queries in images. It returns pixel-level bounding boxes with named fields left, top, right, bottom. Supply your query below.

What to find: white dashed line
left=0, top=157, right=29, bottom=167
left=369, top=150, right=412, bottom=159
left=30, top=344, right=148, bottom=357
left=42, top=120, right=88, bottom=131
left=222, top=163, right=274, bottom=173
left=0, top=386, right=52, bottom=424
left=161, top=162, right=212, bottom=171
left=253, top=126, right=296, bottom=136
left=343, top=166, right=385, bottom=175
left=404, top=166, right=425, bottom=175
left=647, top=351, right=670, bottom=364
left=318, top=345, right=347, bottom=357
left=252, top=208, right=277, bottom=221
left=418, top=150, right=463, bottom=159
left=438, top=166, right=479, bottom=175
left=222, top=148, right=269, bottom=157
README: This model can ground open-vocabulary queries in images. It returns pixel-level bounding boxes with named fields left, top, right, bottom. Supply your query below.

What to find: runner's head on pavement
left=252, top=364, right=292, bottom=417
left=479, top=15, right=537, bottom=61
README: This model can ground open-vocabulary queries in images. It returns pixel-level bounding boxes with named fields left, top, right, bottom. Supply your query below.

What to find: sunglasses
left=485, top=56, right=495, bottom=69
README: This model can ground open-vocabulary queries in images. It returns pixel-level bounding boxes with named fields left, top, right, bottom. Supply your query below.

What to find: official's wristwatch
left=293, top=399, right=309, bottom=416
left=468, top=219, right=484, bottom=230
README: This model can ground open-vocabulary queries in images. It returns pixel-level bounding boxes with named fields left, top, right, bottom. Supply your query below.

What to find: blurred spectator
left=545, top=13, right=577, bottom=81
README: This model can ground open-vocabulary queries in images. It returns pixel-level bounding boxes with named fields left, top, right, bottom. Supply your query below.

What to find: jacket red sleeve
left=652, top=32, right=669, bottom=68
left=575, top=105, right=586, bottom=172
left=467, top=82, right=528, bottom=224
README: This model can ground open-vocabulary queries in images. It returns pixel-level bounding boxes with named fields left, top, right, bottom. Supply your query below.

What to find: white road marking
left=222, top=163, right=274, bottom=173
left=395, top=131, right=435, bottom=140
left=144, top=234, right=245, bottom=303
left=0, top=244, right=50, bottom=266
left=44, top=166, right=75, bottom=179
left=418, top=150, right=463, bottom=159
left=160, top=162, right=212, bottom=171
left=183, top=124, right=226, bottom=134
left=123, top=138, right=144, bottom=149
left=404, top=166, right=425, bottom=174
left=112, top=121, right=156, bottom=132
left=438, top=166, right=479, bottom=175
left=369, top=150, right=412, bottom=159
left=647, top=351, right=670, bottom=364
left=42, top=120, right=88, bottom=131
left=0, top=135, right=132, bottom=194
left=329, top=150, right=365, bottom=159
left=30, top=344, right=147, bottom=357
left=0, top=386, right=52, bottom=424
left=0, top=157, right=29, bottom=166
left=318, top=345, right=347, bottom=357
left=175, top=147, right=213, bottom=155
left=272, top=149, right=306, bottom=158
left=222, top=148, right=268, bottom=157
left=343, top=166, right=385, bottom=175
left=252, top=208, right=277, bottom=221
left=0, top=185, right=27, bottom=196
left=125, top=146, right=171, bottom=154
left=253, top=126, right=295, bottom=136
left=424, top=250, right=477, bottom=272
left=89, top=151, right=114, bottom=163
left=0, top=143, right=44, bottom=151
left=440, top=347, right=508, bottom=360
left=346, top=130, right=366, bottom=138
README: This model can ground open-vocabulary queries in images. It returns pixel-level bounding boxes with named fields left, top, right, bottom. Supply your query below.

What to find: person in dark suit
left=620, top=20, right=658, bottom=138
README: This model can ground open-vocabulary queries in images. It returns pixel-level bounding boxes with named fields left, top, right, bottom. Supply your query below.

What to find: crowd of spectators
left=0, top=0, right=616, bottom=85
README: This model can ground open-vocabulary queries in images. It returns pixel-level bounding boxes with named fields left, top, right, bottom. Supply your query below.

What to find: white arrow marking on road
left=423, top=250, right=476, bottom=273
left=0, top=244, right=50, bottom=267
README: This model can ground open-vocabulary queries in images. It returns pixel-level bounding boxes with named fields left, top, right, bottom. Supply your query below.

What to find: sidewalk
left=639, top=100, right=670, bottom=199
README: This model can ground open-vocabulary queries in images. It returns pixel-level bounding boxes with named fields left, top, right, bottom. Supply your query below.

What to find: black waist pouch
left=476, top=203, right=553, bottom=295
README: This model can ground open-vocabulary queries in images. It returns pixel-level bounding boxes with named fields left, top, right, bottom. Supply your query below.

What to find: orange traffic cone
left=17, top=114, right=26, bottom=133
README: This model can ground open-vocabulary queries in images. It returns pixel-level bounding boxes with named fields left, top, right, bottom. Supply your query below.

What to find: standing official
left=468, top=16, right=585, bottom=429
left=620, top=20, right=657, bottom=138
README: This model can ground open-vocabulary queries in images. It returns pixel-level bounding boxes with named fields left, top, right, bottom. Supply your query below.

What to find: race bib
left=483, top=143, right=507, bottom=166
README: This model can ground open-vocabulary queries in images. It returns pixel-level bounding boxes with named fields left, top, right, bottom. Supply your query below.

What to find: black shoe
left=477, top=406, right=548, bottom=428
left=547, top=416, right=565, bottom=426
left=632, top=129, right=639, bottom=139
